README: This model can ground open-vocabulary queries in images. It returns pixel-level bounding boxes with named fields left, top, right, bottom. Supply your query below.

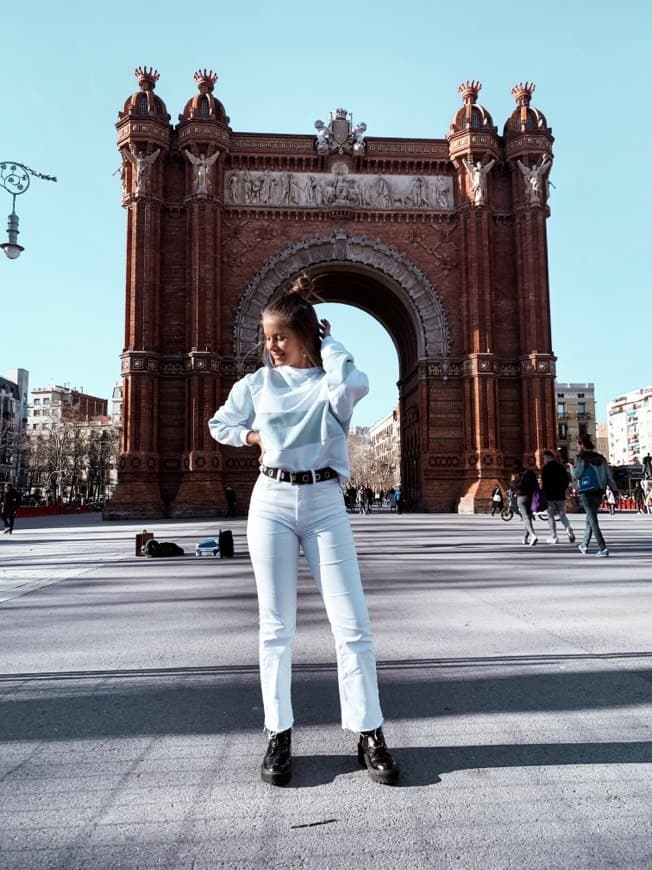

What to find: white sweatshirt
left=208, top=337, right=369, bottom=479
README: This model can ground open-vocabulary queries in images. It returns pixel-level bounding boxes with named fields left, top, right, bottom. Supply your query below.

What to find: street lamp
left=0, top=161, right=57, bottom=259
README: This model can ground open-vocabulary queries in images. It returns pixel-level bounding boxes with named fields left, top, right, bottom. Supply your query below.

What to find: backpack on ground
left=578, top=462, right=600, bottom=494
left=218, top=529, right=234, bottom=558
left=144, top=539, right=185, bottom=557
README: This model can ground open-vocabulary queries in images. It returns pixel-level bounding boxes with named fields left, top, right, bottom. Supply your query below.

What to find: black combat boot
left=358, top=727, right=399, bottom=785
left=260, top=728, right=292, bottom=786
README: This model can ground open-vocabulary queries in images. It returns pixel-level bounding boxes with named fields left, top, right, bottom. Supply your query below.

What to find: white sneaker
left=546, top=537, right=559, bottom=544
left=529, top=536, right=538, bottom=546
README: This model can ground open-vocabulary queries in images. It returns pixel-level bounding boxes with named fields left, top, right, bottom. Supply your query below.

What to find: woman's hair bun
left=288, top=273, right=314, bottom=300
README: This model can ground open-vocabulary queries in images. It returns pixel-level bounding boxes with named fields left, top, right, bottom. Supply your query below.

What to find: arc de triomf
left=107, top=67, right=557, bottom=519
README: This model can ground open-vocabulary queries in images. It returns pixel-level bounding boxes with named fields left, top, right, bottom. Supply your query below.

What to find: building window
left=557, top=402, right=565, bottom=416
left=556, top=393, right=565, bottom=399
left=578, top=393, right=585, bottom=398
left=558, top=422, right=568, bottom=440
left=34, top=398, right=40, bottom=405
left=578, top=402, right=586, bottom=415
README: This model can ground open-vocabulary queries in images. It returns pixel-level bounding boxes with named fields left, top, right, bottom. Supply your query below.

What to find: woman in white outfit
left=208, top=275, right=398, bottom=787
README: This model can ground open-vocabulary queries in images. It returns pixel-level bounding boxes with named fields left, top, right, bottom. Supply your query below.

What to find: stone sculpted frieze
left=224, top=169, right=454, bottom=211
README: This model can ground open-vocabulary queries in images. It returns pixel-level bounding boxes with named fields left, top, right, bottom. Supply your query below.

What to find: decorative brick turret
left=111, top=68, right=173, bottom=518
left=503, top=83, right=557, bottom=472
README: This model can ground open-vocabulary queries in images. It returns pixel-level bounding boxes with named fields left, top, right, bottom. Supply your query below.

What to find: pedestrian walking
left=634, top=482, right=645, bottom=514
left=605, top=486, right=617, bottom=516
left=1, top=484, right=21, bottom=535
left=208, top=274, right=398, bottom=787
left=490, top=482, right=503, bottom=516
left=510, top=462, right=539, bottom=546
left=573, top=433, right=618, bottom=557
left=540, top=450, right=575, bottom=544
left=224, top=485, right=237, bottom=518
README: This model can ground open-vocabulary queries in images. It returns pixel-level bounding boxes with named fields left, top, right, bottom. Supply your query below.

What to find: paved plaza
left=0, top=509, right=650, bottom=869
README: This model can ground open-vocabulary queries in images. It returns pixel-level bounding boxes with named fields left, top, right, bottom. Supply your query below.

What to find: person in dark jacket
left=1, top=485, right=21, bottom=535
left=510, top=462, right=539, bottom=546
left=225, top=486, right=237, bottom=518
left=572, top=433, right=618, bottom=557
left=541, top=450, right=575, bottom=544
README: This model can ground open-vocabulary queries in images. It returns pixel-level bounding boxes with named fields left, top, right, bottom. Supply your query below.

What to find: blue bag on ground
left=195, top=538, right=219, bottom=557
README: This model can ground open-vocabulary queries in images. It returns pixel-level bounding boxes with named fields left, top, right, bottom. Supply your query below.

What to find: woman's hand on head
left=319, top=318, right=331, bottom=339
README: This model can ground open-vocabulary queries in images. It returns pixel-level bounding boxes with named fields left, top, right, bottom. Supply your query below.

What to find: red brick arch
left=109, top=73, right=557, bottom=519
left=233, top=232, right=450, bottom=370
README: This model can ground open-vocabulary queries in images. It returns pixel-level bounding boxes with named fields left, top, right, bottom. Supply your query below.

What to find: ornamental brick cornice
left=185, top=351, right=221, bottom=373
left=120, top=351, right=161, bottom=374
left=422, top=356, right=543, bottom=378
left=117, top=120, right=171, bottom=149
left=448, top=130, right=499, bottom=164
left=365, top=140, right=449, bottom=158
left=178, top=124, right=229, bottom=148
left=519, top=354, right=556, bottom=375
left=504, top=133, right=553, bottom=161
left=229, top=135, right=314, bottom=153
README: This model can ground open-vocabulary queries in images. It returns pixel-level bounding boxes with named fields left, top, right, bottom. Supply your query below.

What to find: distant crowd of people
left=343, top=484, right=406, bottom=514
left=490, top=436, right=652, bottom=557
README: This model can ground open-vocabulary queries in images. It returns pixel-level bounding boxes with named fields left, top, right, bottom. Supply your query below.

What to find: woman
left=208, top=275, right=398, bottom=787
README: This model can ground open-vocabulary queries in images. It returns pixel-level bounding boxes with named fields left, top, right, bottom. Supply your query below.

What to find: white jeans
left=247, top=472, right=383, bottom=734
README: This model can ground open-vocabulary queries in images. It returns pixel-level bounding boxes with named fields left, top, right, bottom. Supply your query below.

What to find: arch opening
left=233, top=233, right=451, bottom=510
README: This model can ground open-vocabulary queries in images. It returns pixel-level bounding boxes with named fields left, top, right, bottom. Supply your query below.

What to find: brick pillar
left=168, top=154, right=225, bottom=517
left=108, top=68, right=171, bottom=519
left=504, top=82, right=556, bottom=472
left=456, top=205, right=505, bottom=512
left=512, top=206, right=557, bottom=468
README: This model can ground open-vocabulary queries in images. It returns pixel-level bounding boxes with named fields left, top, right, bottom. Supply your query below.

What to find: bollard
left=135, top=529, right=154, bottom=556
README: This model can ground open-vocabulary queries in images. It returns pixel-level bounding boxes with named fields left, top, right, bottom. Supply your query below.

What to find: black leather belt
left=261, top=465, right=337, bottom=484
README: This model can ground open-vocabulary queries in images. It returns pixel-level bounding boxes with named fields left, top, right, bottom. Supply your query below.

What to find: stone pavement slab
left=0, top=511, right=650, bottom=869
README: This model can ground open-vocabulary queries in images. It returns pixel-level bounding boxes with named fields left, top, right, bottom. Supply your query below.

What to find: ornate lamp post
left=0, top=161, right=57, bottom=259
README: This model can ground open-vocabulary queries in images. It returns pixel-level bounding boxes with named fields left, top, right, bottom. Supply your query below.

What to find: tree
left=23, top=412, right=120, bottom=503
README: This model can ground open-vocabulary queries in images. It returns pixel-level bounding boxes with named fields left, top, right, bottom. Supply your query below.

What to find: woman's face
left=263, top=313, right=310, bottom=368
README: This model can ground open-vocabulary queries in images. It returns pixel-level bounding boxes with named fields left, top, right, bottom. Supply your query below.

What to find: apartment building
left=555, top=382, right=596, bottom=465
left=607, top=386, right=652, bottom=467
left=28, top=384, right=107, bottom=432
left=369, top=407, right=401, bottom=486
left=1, top=368, right=29, bottom=485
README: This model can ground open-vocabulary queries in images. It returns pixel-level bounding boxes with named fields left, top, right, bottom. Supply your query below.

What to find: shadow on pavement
left=1, top=662, right=650, bottom=741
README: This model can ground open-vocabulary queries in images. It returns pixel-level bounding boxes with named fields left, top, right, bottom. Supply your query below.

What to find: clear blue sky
left=1, top=0, right=648, bottom=428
